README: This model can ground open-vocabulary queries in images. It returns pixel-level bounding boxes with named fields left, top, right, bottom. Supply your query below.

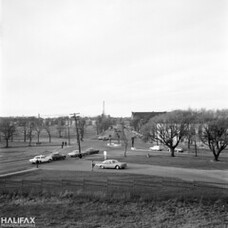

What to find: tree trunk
left=213, top=153, right=219, bottom=161
left=194, top=140, right=198, bottom=157
left=117, top=134, right=120, bottom=144
left=24, top=129, right=26, bottom=142
left=188, top=137, right=191, bottom=149
left=124, top=142, right=128, bottom=157
left=170, top=148, right=175, bottom=157
left=5, top=139, right=9, bottom=148
left=29, top=137, right=32, bottom=146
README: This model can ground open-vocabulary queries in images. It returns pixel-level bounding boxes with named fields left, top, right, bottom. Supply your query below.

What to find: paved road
left=0, top=145, right=72, bottom=175
left=39, top=158, right=228, bottom=185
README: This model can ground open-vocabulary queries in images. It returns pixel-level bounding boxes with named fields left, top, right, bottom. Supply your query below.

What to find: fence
left=0, top=178, right=227, bottom=198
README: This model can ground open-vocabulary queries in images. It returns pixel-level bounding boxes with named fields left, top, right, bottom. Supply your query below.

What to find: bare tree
left=95, top=115, right=116, bottom=135
left=199, top=112, right=228, bottom=161
left=27, top=121, right=35, bottom=146
left=183, top=110, right=199, bottom=156
left=0, top=118, right=16, bottom=148
left=141, top=111, right=189, bottom=157
left=56, top=118, right=65, bottom=138
left=34, top=118, right=43, bottom=144
left=43, top=120, right=52, bottom=143
left=121, top=123, right=129, bottom=157
left=115, top=122, right=137, bottom=157
left=17, top=117, right=28, bottom=142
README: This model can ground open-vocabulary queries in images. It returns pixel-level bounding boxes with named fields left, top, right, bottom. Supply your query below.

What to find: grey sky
left=1, top=0, right=228, bottom=117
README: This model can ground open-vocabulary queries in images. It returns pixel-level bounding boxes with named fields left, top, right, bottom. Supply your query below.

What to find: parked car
left=51, top=152, right=66, bottom=160
left=168, top=147, right=184, bottom=153
left=84, top=148, right=100, bottom=155
left=98, top=135, right=109, bottom=141
left=29, top=155, right=52, bottom=164
left=95, top=159, right=127, bottom=169
left=175, top=147, right=184, bottom=153
left=149, top=145, right=162, bottom=151
left=68, top=150, right=79, bottom=157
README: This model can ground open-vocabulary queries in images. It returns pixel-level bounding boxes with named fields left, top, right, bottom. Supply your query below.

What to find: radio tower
left=102, top=101, right=105, bottom=117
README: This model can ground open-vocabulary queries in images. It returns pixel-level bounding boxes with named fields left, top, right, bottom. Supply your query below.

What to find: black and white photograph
left=0, top=0, right=228, bottom=227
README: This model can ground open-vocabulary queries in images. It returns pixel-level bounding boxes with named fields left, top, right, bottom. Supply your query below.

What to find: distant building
left=131, top=111, right=166, bottom=131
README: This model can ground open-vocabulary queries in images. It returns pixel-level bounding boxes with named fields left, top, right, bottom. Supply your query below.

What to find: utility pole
left=67, top=118, right=71, bottom=146
left=71, top=113, right=82, bottom=158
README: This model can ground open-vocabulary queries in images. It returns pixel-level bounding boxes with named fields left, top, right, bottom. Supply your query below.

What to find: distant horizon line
left=1, top=107, right=228, bottom=119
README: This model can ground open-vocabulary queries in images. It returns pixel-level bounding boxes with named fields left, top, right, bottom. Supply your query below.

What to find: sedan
left=98, top=136, right=109, bottom=141
left=95, top=159, right=127, bottom=169
left=68, top=150, right=79, bottom=157
left=168, top=147, right=184, bottom=153
left=51, top=153, right=66, bottom=160
left=29, top=155, right=52, bottom=164
left=175, top=147, right=184, bottom=153
left=149, top=145, right=162, bottom=151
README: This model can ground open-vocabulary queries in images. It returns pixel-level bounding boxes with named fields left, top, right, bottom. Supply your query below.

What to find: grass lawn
left=1, top=170, right=228, bottom=227
left=1, top=193, right=227, bottom=228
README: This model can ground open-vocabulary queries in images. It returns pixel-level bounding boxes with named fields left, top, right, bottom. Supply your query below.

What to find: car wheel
left=100, top=165, right=104, bottom=169
left=115, top=165, right=120, bottom=170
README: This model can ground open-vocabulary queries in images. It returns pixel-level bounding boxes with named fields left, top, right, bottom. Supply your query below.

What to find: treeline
left=0, top=114, right=129, bottom=148
left=1, top=109, right=228, bottom=162
left=0, top=116, right=87, bottom=148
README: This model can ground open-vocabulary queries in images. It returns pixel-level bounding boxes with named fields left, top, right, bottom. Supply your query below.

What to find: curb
left=0, top=168, right=39, bottom=178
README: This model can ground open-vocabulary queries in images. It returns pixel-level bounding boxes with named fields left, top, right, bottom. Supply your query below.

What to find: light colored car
left=98, top=135, right=109, bottom=141
left=168, top=147, right=184, bottom=153
left=95, top=159, right=127, bottom=169
left=68, top=150, right=79, bottom=157
left=149, top=145, right=162, bottom=151
left=175, top=147, right=184, bottom=153
left=29, top=155, right=52, bottom=164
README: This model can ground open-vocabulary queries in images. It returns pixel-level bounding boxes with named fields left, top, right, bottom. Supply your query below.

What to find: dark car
left=51, top=153, right=66, bottom=161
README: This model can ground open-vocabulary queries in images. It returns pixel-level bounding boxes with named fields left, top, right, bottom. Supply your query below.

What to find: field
left=1, top=125, right=228, bottom=227
left=1, top=190, right=228, bottom=228
left=1, top=169, right=228, bottom=228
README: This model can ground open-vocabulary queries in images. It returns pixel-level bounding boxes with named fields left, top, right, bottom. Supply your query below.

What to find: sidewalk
left=0, top=168, right=38, bottom=178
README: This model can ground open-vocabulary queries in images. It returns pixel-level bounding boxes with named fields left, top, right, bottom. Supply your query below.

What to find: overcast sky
left=1, top=0, right=228, bottom=117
